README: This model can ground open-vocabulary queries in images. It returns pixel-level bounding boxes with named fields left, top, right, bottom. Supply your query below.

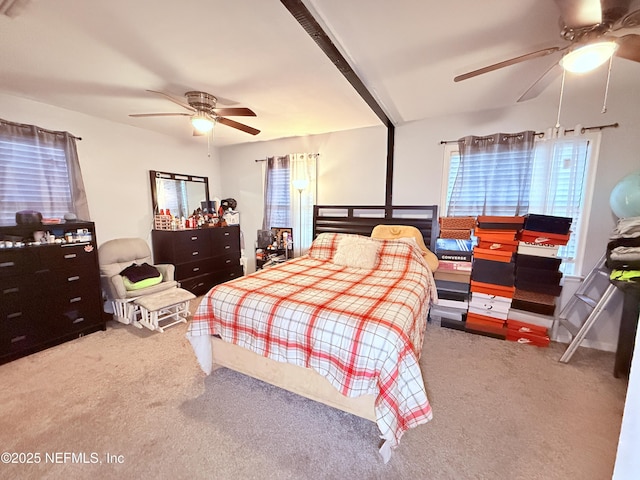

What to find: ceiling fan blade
left=615, top=33, right=640, bottom=61
left=517, top=62, right=563, bottom=102
left=616, top=2, right=640, bottom=28
left=146, top=89, right=196, bottom=112
left=212, top=107, right=257, bottom=117
left=216, top=117, right=260, bottom=135
left=129, top=112, right=192, bottom=118
left=554, top=0, right=603, bottom=28
left=454, top=47, right=561, bottom=82
left=606, top=0, right=637, bottom=25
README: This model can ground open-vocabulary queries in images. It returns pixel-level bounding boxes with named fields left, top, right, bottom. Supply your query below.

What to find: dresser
left=0, top=221, right=105, bottom=365
left=151, top=226, right=243, bottom=296
left=614, top=282, right=640, bottom=378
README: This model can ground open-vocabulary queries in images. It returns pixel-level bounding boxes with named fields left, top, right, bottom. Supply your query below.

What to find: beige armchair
left=98, top=237, right=178, bottom=325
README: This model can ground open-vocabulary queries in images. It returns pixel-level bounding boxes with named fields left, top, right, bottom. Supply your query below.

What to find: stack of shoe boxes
left=431, top=216, right=476, bottom=331
left=507, top=214, right=572, bottom=347
left=466, top=216, right=524, bottom=339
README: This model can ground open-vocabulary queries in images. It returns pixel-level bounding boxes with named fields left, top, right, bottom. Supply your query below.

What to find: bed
left=187, top=205, right=439, bottom=462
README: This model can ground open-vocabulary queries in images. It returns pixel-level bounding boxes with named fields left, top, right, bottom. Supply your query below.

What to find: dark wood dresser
left=0, top=221, right=105, bottom=365
left=614, top=282, right=640, bottom=378
left=151, top=225, right=243, bottom=296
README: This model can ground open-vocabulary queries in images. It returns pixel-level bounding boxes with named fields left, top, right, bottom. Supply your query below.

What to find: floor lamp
left=292, top=179, right=309, bottom=257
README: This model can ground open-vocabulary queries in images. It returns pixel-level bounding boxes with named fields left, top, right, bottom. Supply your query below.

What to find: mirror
left=149, top=170, right=211, bottom=219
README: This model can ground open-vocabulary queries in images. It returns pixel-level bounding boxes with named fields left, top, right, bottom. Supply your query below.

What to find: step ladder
left=556, top=253, right=619, bottom=363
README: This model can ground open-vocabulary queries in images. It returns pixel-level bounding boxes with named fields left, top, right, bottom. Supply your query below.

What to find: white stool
left=134, top=288, right=196, bottom=333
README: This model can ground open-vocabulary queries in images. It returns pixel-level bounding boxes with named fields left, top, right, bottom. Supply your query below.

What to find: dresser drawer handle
left=193, top=267, right=200, bottom=272
left=192, top=251, right=199, bottom=256
left=70, top=296, right=82, bottom=303
left=73, top=317, right=85, bottom=324
left=68, top=275, right=80, bottom=282
left=191, top=236, right=198, bottom=241
left=225, top=259, right=231, bottom=264
left=7, top=312, right=22, bottom=319
left=64, top=253, right=77, bottom=259
left=196, top=282, right=204, bottom=288
left=224, top=232, right=230, bottom=236
left=224, top=245, right=231, bottom=249
left=0, top=261, right=15, bottom=268
left=3, top=287, right=19, bottom=295
left=11, top=335, right=27, bottom=344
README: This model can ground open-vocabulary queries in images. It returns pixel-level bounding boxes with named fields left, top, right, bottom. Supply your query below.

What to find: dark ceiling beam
left=280, top=0, right=395, bottom=205
left=280, top=0, right=393, bottom=129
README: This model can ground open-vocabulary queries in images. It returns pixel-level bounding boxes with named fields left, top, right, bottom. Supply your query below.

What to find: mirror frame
left=149, top=170, right=211, bottom=218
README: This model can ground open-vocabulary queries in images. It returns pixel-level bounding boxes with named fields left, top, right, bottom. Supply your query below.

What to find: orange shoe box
left=473, top=247, right=514, bottom=263
left=506, top=319, right=549, bottom=336
left=470, top=280, right=516, bottom=298
left=465, top=313, right=507, bottom=339
left=474, top=227, right=518, bottom=242
left=506, top=328, right=550, bottom=347
left=477, top=238, right=519, bottom=253
left=518, top=230, right=570, bottom=246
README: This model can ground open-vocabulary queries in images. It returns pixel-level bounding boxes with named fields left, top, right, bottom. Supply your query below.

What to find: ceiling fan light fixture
left=560, top=41, right=619, bottom=73
left=191, top=113, right=214, bottom=133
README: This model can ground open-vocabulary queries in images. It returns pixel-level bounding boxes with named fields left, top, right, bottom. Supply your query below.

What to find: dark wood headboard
left=313, top=205, right=439, bottom=251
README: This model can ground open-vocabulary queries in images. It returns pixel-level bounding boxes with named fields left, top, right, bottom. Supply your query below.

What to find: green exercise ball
left=610, top=170, right=640, bottom=218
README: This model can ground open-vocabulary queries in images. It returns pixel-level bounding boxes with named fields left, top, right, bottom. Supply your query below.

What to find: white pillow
left=332, top=235, right=380, bottom=269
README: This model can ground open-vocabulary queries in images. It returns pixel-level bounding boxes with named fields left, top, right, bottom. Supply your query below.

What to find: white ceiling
left=1, top=0, right=638, bottom=146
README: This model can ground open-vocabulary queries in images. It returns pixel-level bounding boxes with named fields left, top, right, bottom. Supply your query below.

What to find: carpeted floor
left=0, top=299, right=628, bottom=479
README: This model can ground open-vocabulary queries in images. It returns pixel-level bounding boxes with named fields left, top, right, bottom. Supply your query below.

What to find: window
left=0, top=119, right=88, bottom=226
left=441, top=132, right=600, bottom=275
left=263, top=156, right=291, bottom=230
left=262, top=153, right=317, bottom=255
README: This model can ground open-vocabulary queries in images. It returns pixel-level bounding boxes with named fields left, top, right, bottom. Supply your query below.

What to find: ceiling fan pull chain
left=601, top=55, right=614, bottom=114
left=555, top=68, right=567, bottom=129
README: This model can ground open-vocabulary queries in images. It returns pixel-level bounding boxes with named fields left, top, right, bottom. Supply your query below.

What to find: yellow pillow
left=370, top=225, right=439, bottom=271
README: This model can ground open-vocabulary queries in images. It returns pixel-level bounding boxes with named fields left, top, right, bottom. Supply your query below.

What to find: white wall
left=1, top=93, right=221, bottom=246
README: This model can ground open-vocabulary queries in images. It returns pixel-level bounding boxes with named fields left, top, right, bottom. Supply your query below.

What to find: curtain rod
left=254, top=153, right=320, bottom=162
left=0, top=118, right=82, bottom=140
left=439, top=122, right=619, bottom=145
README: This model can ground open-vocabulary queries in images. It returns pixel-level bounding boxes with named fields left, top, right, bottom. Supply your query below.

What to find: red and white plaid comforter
left=187, top=233, right=436, bottom=452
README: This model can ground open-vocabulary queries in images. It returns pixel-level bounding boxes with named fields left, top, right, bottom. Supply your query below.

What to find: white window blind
left=447, top=150, right=533, bottom=216
left=0, top=138, right=73, bottom=226
left=443, top=133, right=598, bottom=275
left=265, top=161, right=291, bottom=228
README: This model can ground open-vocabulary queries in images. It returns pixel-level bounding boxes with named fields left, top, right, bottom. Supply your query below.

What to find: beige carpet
left=0, top=299, right=627, bottom=480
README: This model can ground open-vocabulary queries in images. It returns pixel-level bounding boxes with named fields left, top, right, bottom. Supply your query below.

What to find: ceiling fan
left=454, top=0, right=640, bottom=102
left=129, top=90, right=260, bottom=136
